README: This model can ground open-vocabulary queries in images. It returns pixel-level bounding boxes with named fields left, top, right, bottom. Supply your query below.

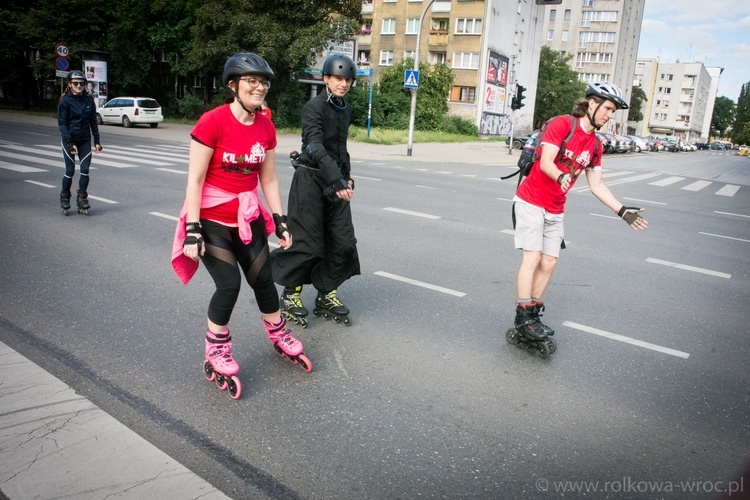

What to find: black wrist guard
left=183, top=235, right=203, bottom=248
left=617, top=206, right=644, bottom=227
left=331, top=178, right=349, bottom=192
left=272, top=213, right=288, bottom=239
left=185, top=221, right=202, bottom=233
left=557, top=173, right=567, bottom=185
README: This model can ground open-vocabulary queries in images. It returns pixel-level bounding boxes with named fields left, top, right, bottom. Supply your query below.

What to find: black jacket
left=57, top=91, right=100, bottom=149
left=299, top=90, right=352, bottom=186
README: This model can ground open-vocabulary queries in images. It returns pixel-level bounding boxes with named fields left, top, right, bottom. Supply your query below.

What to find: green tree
left=731, top=82, right=750, bottom=144
left=628, top=86, right=647, bottom=123
left=534, top=46, right=587, bottom=129
left=710, top=96, right=735, bottom=138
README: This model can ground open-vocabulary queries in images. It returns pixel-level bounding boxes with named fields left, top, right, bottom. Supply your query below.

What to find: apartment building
left=541, top=0, right=645, bottom=133
left=358, top=0, right=545, bottom=135
left=632, top=59, right=720, bottom=141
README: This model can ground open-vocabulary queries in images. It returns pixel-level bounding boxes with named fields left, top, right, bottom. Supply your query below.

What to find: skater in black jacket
left=271, top=54, right=360, bottom=327
left=57, top=70, right=102, bottom=215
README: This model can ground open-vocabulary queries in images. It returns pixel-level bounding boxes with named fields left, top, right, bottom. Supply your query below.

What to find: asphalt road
left=1, top=117, right=749, bottom=499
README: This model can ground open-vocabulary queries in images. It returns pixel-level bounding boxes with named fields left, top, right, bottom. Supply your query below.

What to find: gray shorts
left=513, top=202, right=565, bottom=258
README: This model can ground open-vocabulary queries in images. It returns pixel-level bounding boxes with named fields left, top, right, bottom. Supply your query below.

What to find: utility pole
left=407, top=0, right=437, bottom=157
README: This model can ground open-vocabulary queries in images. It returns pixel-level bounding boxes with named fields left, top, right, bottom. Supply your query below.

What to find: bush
left=176, top=92, right=207, bottom=120
left=437, top=116, right=478, bottom=136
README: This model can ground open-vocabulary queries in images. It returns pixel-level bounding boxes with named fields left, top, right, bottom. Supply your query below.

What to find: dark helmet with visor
left=222, top=52, right=274, bottom=86
left=322, top=54, right=357, bottom=81
left=586, top=81, right=628, bottom=109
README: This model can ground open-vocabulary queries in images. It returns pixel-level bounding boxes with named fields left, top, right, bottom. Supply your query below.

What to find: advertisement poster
left=486, top=52, right=508, bottom=87
left=297, top=38, right=357, bottom=85
left=484, top=84, right=506, bottom=114
left=83, top=60, right=108, bottom=108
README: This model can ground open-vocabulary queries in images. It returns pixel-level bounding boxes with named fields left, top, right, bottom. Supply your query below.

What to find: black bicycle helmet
left=322, top=54, right=357, bottom=81
left=222, top=52, right=274, bottom=85
left=67, top=70, right=86, bottom=82
left=586, top=81, right=628, bottom=109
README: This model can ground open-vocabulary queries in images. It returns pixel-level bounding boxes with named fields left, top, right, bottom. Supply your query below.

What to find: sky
left=637, top=0, right=750, bottom=102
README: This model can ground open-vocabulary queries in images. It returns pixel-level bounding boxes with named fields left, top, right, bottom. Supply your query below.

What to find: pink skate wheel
left=228, top=376, right=242, bottom=399
left=297, top=354, right=313, bottom=373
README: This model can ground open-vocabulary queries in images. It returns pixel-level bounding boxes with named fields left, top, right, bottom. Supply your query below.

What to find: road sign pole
left=407, top=0, right=436, bottom=157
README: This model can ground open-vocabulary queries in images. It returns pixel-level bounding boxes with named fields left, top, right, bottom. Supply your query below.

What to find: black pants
left=271, top=166, right=360, bottom=292
left=200, top=218, right=279, bottom=326
left=61, top=139, right=92, bottom=193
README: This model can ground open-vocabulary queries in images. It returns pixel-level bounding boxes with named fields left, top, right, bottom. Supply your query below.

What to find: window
left=406, top=18, right=420, bottom=34
left=547, top=30, right=554, bottom=41
left=404, top=50, right=416, bottom=61
left=452, top=52, right=479, bottom=69
left=561, top=30, right=569, bottom=41
left=382, top=18, right=396, bottom=34
left=429, top=52, right=446, bottom=64
left=455, top=18, right=482, bottom=34
left=578, top=31, right=616, bottom=44
left=379, top=50, right=394, bottom=66
left=564, top=9, right=571, bottom=21
left=665, top=87, right=672, bottom=94
left=576, top=52, right=613, bottom=65
left=581, top=11, right=618, bottom=23
left=550, top=9, right=556, bottom=21
left=450, top=86, right=476, bottom=103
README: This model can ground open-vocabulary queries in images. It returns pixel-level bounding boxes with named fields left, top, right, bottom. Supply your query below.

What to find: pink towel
left=171, top=184, right=275, bottom=285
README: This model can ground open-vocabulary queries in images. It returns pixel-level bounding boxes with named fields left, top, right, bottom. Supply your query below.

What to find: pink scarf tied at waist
left=171, top=184, right=275, bottom=285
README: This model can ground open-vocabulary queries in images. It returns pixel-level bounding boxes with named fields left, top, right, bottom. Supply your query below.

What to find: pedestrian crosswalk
left=0, top=140, right=745, bottom=199
left=0, top=140, right=189, bottom=172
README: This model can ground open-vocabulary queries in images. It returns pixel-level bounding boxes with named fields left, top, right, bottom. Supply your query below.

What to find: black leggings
left=200, top=218, right=279, bottom=325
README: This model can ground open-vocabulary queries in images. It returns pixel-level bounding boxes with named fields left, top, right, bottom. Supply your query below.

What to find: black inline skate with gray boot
left=60, top=190, right=71, bottom=216
left=313, top=289, right=352, bottom=326
left=506, top=302, right=556, bottom=359
left=76, top=190, right=90, bottom=215
left=280, top=285, right=309, bottom=328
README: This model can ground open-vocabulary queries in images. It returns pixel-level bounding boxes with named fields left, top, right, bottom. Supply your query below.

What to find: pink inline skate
left=203, top=330, right=242, bottom=399
left=264, top=316, right=312, bottom=372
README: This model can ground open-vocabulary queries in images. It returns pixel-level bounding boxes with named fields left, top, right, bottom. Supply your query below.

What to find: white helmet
left=586, top=82, right=628, bottom=109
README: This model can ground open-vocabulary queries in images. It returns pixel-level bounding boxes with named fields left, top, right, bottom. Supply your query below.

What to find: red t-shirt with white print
left=190, top=104, right=277, bottom=224
left=515, top=115, right=601, bottom=214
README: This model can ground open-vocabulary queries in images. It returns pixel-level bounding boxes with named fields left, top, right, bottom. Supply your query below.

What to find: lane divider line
left=646, top=257, right=731, bottom=279
left=382, top=207, right=441, bottom=220
left=374, top=271, right=466, bottom=297
left=563, top=321, right=690, bottom=359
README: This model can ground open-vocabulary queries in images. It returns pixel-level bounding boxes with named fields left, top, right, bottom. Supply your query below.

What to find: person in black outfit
left=57, top=70, right=102, bottom=215
left=272, top=54, right=360, bottom=327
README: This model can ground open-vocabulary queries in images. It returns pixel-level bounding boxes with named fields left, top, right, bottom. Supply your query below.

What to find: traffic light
left=511, top=83, right=527, bottom=110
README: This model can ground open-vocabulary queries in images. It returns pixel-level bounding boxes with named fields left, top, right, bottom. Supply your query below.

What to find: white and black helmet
left=586, top=82, right=628, bottom=109
left=222, top=52, right=274, bottom=86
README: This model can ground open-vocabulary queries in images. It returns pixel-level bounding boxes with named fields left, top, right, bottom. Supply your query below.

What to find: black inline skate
left=280, top=285, right=309, bottom=328
left=76, top=190, right=90, bottom=215
left=60, top=190, right=71, bottom=216
left=506, top=303, right=556, bottom=359
left=313, top=289, right=352, bottom=326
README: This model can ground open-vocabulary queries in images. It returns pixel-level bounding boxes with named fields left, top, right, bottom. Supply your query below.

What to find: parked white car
left=97, top=97, right=163, bottom=128
left=627, top=135, right=650, bottom=153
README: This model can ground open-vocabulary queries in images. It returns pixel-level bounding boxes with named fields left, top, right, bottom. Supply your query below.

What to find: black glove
left=331, top=177, right=350, bottom=192
left=272, top=213, right=289, bottom=239
left=183, top=235, right=203, bottom=249
left=617, top=206, right=644, bottom=228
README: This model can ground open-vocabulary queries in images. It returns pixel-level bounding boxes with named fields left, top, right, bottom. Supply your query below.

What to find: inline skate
left=202, top=330, right=242, bottom=399
left=280, top=285, right=308, bottom=328
left=506, top=303, right=556, bottom=359
left=60, top=190, right=71, bottom=216
left=313, top=289, right=352, bottom=326
left=76, top=190, right=90, bottom=215
left=264, top=316, right=312, bottom=372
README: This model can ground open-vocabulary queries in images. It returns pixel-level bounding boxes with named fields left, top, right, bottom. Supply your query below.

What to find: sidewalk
left=0, top=341, right=229, bottom=500
left=0, top=110, right=519, bottom=165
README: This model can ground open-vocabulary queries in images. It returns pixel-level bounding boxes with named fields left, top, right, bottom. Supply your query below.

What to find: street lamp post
left=407, top=0, right=437, bottom=157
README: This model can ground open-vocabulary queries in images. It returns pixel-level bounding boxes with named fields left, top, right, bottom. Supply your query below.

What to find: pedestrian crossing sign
left=404, top=70, right=419, bottom=89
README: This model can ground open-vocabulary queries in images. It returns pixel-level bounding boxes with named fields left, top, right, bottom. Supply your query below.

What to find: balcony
left=429, top=30, right=448, bottom=46
left=432, top=1, right=451, bottom=13
left=361, top=2, right=373, bottom=14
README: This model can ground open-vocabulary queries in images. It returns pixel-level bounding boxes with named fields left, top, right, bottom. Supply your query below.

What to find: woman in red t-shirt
left=178, top=53, right=311, bottom=398
left=509, top=82, right=648, bottom=356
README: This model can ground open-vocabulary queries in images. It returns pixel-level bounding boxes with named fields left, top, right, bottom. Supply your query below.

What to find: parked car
left=596, top=132, right=613, bottom=154
left=507, top=133, right=533, bottom=150
left=663, top=139, right=681, bottom=152
left=695, top=142, right=710, bottom=150
left=627, top=136, right=650, bottom=153
left=97, top=97, right=164, bottom=128
left=615, top=135, right=635, bottom=153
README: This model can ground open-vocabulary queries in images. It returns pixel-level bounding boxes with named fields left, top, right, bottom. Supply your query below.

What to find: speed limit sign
left=55, top=44, right=69, bottom=58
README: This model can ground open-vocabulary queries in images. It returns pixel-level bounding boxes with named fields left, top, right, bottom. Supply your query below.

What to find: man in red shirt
left=511, top=82, right=648, bottom=347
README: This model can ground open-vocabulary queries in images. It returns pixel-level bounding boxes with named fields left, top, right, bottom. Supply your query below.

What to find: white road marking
left=699, top=232, right=750, bottom=243
left=0, top=150, right=63, bottom=168
left=351, top=175, right=381, bottom=181
left=715, top=185, right=740, bottom=197
left=150, top=212, right=179, bottom=221
left=500, top=229, right=515, bottom=235
left=497, top=197, right=514, bottom=202
left=0, top=162, right=46, bottom=173
left=623, top=197, right=667, bottom=205
left=38, top=145, right=175, bottom=165
left=416, top=185, right=457, bottom=192
left=570, top=172, right=661, bottom=192
left=374, top=271, right=466, bottom=297
left=89, top=195, right=118, bottom=204
left=155, top=168, right=187, bottom=174
left=383, top=207, right=441, bottom=220
left=715, top=211, right=750, bottom=219
left=0, top=144, right=134, bottom=168
left=563, top=321, right=690, bottom=359
left=649, top=176, right=684, bottom=186
left=681, top=180, right=712, bottom=191
left=25, top=180, right=55, bottom=188
left=591, top=213, right=619, bottom=220
left=603, top=170, right=634, bottom=178
left=646, top=257, right=731, bottom=279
